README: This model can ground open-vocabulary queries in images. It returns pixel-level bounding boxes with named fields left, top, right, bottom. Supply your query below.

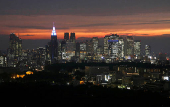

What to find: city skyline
left=0, top=32, right=170, bottom=55
left=0, top=0, right=170, bottom=53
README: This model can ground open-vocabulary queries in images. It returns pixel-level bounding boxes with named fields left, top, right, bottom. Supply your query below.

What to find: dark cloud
left=75, top=23, right=116, bottom=27
left=122, top=20, right=170, bottom=25
left=6, top=25, right=69, bottom=30
left=74, top=19, right=170, bottom=28
left=0, top=0, right=170, bottom=16
left=7, top=25, right=50, bottom=29
left=161, top=34, right=170, bottom=37
left=154, top=20, right=170, bottom=23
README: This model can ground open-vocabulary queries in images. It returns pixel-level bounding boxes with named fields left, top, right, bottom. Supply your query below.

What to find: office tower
left=104, top=35, right=110, bottom=56
left=80, top=42, right=86, bottom=51
left=108, top=34, right=119, bottom=60
left=96, top=46, right=104, bottom=55
left=66, top=41, right=76, bottom=51
left=90, top=37, right=99, bottom=55
left=45, top=43, right=50, bottom=61
left=134, top=40, right=141, bottom=58
left=126, top=36, right=134, bottom=57
left=75, top=42, right=80, bottom=56
left=66, top=41, right=76, bottom=61
left=0, top=52, right=7, bottom=67
left=86, top=40, right=93, bottom=55
left=7, top=33, right=22, bottom=67
left=57, top=41, right=62, bottom=60
left=70, top=32, right=75, bottom=43
left=36, top=47, right=46, bottom=66
left=145, top=45, right=151, bottom=56
left=49, top=23, right=58, bottom=63
left=61, top=40, right=66, bottom=60
left=79, top=42, right=87, bottom=61
left=118, top=37, right=125, bottom=59
left=9, top=33, right=22, bottom=57
left=64, top=32, right=69, bottom=41
left=66, top=39, right=76, bottom=61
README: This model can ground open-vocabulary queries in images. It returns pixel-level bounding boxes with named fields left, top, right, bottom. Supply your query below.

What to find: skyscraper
left=61, top=40, right=66, bottom=60
left=7, top=33, right=22, bottom=67
left=91, top=37, right=99, bottom=55
left=79, top=42, right=87, bottom=61
left=134, top=40, right=141, bottom=59
left=70, top=33, right=75, bottom=43
left=118, top=37, right=124, bottom=59
left=64, top=32, right=69, bottom=41
left=49, top=23, right=58, bottom=63
left=103, top=35, right=110, bottom=56
left=145, top=45, right=151, bottom=56
left=126, top=36, right=134, bottom=57
left=108, top=34, right=119, bottom=60
left=86, top=40, right=93, bottom=55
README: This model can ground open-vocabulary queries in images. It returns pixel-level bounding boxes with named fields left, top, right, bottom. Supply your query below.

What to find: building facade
left=7, top=33, right=22, bottom=67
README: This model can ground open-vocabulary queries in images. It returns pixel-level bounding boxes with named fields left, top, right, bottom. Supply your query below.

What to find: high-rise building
left=134, top=40, right=141, bottom=58
left=0, top=52, right=7, bottom=67
left=96, top=46, right=104, bottom=55
left=61, top=40, right=66, bottom=60
left=118, top=37, right=125, bottom=59
left=126, top=36, right=134, bottom=57
left=7, top=33, right=22, bottom=67
left=65, top=41, right=76, bottom=61
left=90, top=37, right=99, bottom=55
left=49, top=23, right=58, bottom=63
left=75, top=42, right=80, bottom=61
left=64, top=32, right=69, bottom=41
left=86, top=40, right=93, bottom=55
left=70, top=33, right=75, bottom=43
left=57, top=41, right=62, bottom=60
left=45, top=43, right=50, bottom=61
left=145, top=45, right=151, bottom=56
left=36, top=47, right=46, bottom=66
left=79, top=42, right=87, bottom=61
left=108, top=34, right=119, bottom=60
left=104, top=35, right=110, bottom=56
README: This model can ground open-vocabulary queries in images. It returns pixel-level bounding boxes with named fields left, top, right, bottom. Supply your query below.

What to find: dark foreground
left=0, top=82, right=170, bottom=107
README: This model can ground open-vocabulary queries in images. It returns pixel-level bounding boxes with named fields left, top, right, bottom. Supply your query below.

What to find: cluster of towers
left=6, top=23, right=153, bottom=67
left=45, top=23, right=77, bottom=63
left=44, top=23, right=153, bottom=63
left=103, top=34, right=142, bottom=62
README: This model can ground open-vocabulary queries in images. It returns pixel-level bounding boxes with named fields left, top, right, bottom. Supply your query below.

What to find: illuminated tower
left=126, top=36, right=134, bottom=56
left=118, top=37, right=124, bottom=59
left=108, top=34, right=119, bottom=59
left=7, top=33, right=22, bottom=67
left=103, top=35, right=110, bottom=56
left=91, top=37, right=99, bottom=55
left=50, top=23, right=58, bottom=63
left=134, top=40, right=141, bottom=59
left=145, top=45, right=151, bottom=56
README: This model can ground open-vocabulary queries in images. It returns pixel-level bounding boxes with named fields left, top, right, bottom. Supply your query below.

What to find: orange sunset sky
left=0, top=0, right=170, bottom=40
left=0, top=13, right=170, bottom=40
